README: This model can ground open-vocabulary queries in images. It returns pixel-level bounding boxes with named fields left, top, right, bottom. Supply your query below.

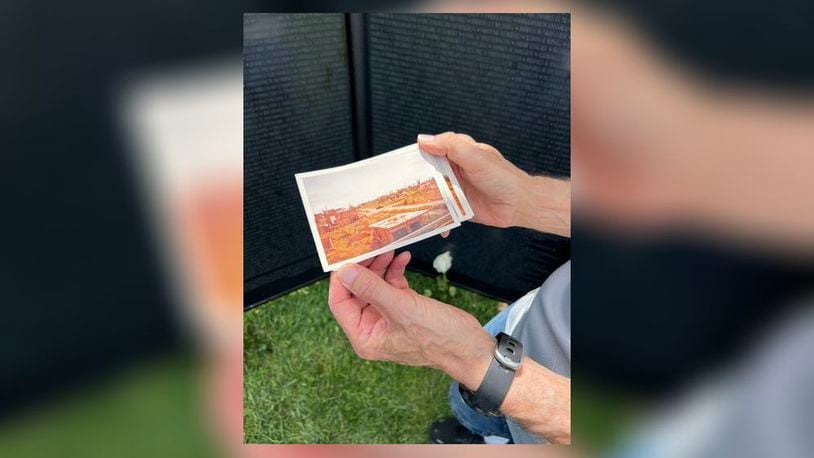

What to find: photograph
left=429, top=153, right=474, bottom=221
left=296, top=144, right=467, bottom=271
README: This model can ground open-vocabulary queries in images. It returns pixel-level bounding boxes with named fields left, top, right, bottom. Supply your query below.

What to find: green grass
left=0, top=355, right=215, bottom=458
left=243, top=270, right=502, bottom=444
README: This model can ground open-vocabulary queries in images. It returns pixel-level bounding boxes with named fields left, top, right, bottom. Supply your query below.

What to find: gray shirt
left=506, top=260, right=571, bottom=444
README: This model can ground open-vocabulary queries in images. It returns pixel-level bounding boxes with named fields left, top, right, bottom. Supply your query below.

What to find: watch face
left=495, top=333, right=523, bottom=369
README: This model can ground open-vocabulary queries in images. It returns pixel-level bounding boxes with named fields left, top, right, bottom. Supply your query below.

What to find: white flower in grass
left=433, top=251, right=453, bottom=274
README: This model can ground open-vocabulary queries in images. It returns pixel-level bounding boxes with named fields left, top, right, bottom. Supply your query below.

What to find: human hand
left=327, top=251, right=494, bottom=390
left=418, top=132, right=531, bottom=229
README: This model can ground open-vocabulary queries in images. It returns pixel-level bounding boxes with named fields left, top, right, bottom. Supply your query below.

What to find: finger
left=336, top=264, right=404, bottom=317
left=457, top=133, right=477, bottom=144
left=444, top=133, right=488, bottom=168
left=417, top=131, right=455, bottom=156
left=368, top=251, right=395, bottom=277
left=328, top=273, right=363, bottom=339
left=385, top=251, right=411, bottom=289
left=451, top=163, right=464, bottom=184
left=328, top=297, right=367, bottom=353
left=441, top=230, right=450, bottom=238
left=328, top=271, right=353, bottom=305
left=418, top=132, right=488, bottom=173
left=359, top=257, right=375, bottom=268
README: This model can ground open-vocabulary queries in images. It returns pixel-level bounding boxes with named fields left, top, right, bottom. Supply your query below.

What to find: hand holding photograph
left=295, top=143, right=472, bottom=271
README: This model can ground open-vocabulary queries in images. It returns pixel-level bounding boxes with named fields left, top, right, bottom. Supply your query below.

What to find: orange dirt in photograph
left=315, top=179, right=453, bottom=264
left=444, top=176, right=466, bottom=215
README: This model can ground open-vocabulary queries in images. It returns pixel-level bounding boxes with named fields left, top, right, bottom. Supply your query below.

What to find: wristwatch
left=459, top=332, right=523, bottom=416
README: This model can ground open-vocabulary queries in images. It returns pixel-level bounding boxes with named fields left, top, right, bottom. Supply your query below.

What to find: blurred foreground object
left=123, top=60, right=243, bottom=352
left=570, top=6, right=814, bottom=255
left=122, top=59, right=244, bottom=454
left=563, top=3, right=814, bottom=456
left=616, top=303, right=814, bottom=458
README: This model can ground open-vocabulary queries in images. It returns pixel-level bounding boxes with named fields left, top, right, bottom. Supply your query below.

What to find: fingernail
left=338, top=264, right=359, bottom=286
left=417, top=133, right=435, bottom=144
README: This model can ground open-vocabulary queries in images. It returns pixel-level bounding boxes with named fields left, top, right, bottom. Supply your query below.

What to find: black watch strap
left=459, top=332, right=523, bottom=416
left=461, top=357, right=515, bottom=416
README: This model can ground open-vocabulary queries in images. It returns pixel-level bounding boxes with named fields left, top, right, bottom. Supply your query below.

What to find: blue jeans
left=448, top=305, right=513, bottom=440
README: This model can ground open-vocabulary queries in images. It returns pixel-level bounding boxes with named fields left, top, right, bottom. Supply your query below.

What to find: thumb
left=336, top=264, right=404, bottom=315
left=417, top=132, right=488, bottom=173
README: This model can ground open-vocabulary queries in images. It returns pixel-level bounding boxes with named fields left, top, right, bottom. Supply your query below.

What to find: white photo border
left=424, top=149, right=475, bottom=221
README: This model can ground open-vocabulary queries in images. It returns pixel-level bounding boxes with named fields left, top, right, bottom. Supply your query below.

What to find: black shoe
left=430, top=417, right=485, bottom=444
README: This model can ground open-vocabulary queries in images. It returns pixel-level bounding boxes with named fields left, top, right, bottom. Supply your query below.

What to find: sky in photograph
left=301, top=151, right=439, bottom=212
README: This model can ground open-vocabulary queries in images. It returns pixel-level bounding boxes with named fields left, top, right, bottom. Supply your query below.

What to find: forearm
left=435, top=327, right=571, bottom=444
left=500, top=358, right=571, bottom=444
left=515, top=175, right=571, bottom=237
